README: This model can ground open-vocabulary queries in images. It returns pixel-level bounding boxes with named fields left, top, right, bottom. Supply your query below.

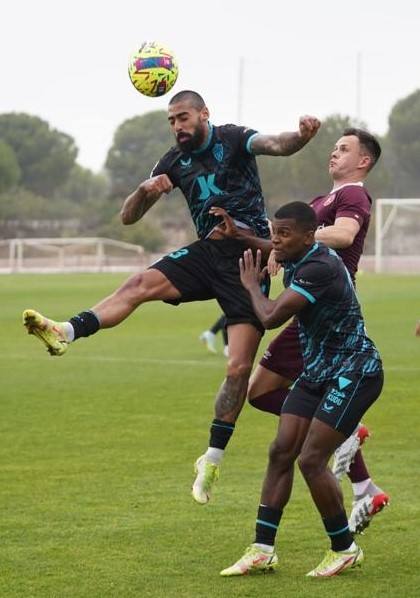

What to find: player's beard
left=176, top=125, right=206, bottom=153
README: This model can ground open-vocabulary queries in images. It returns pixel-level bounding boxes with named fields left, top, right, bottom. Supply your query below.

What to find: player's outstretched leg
left=23, top=269, right=181, bottom=357
left=23, top=309, right=71, bottom=356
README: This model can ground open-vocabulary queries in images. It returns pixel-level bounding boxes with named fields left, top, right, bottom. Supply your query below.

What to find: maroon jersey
left=310, top=183, right=372, bottom=279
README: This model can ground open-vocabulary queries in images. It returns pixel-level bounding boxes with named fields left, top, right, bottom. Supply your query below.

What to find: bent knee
left=298, top=451, right=327, bottom=480
left=226, top=358, right=253, bottom=380
left=268, top=439, right=295, bottom=470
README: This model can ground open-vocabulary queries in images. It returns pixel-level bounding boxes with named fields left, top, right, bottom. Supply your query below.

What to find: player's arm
left=315, top=216, right=360, bottom=249
left=239, top=249, right=307, bottom=329
left=415, top=321, right=420, bottom=337
left=209, top=206, right=273, bottom=259
left=250, top=115, right=321, bottom=156
left=120, top=174, right=173, bottom=225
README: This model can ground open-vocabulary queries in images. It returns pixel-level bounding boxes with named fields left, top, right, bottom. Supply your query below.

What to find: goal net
left=0, top=237, right=147, bottom=274
left=374, top=199, right=420, bottom=273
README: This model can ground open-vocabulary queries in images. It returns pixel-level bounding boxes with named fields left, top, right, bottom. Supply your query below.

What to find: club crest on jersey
left=180, top=157, right=192, bottom=169
left=323, top=193, right=336, bottom=206
left=212, top=143, right=224, bottom=162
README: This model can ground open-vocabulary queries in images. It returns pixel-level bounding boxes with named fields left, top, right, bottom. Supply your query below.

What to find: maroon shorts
left=259, top=319, right=303, bottom=381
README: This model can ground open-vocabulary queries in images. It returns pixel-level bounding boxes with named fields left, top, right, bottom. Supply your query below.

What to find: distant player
left=22, top=90, right=320, bottom=504
left=415, top=320, right=420, bottom=336
left=221, top=202, right=384, bottom=578
left=200, top=314, right=229, bottom=356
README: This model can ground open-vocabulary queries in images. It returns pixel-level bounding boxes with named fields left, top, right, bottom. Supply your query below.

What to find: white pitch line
left=1, top=353, right=224, bottom=367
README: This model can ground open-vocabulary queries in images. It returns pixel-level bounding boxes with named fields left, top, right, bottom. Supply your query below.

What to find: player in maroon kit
left=213, top=128, right=389, bottom=534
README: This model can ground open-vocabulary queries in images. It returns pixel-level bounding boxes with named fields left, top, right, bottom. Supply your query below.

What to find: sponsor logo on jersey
left=180, top=157, right=192, bottom=169
left=323, top=193, right=336, bottom=206
left=196, top=174, right=224, bottom=200
left=322, top=380, right=351, bottom=409
left=212, top=143, right=224, bottom=162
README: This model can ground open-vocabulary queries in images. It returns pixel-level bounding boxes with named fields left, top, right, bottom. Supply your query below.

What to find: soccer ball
left=128, top=42, right=178, bottom=97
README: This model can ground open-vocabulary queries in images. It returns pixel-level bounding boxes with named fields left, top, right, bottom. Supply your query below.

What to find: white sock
left=367, top=480, right=382, bottom=496
left=204, top=447, right=224, bottom=464
left=339, top=541, right=357, bottom=553
left=352, top=478, right=371, bottom=498
left=62, top=322, right=75, bottom=342
left=253, top=542, right=274, bottom=552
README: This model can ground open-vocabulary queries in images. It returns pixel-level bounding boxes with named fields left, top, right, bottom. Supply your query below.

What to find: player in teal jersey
left=221, top=202, right=383, bottom=578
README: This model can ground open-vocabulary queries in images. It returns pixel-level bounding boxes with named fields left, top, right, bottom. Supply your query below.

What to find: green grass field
left=1, top=273, right=419, bottom=597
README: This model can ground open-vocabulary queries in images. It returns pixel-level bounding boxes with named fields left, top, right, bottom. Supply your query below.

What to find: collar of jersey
left=289, top=242, right=319, bottom=269
left=192, top=122, right=214, bottom=154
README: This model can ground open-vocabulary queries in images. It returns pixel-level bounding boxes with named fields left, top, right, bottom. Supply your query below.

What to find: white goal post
left=375, top=199, right=420, bottom=273
left=0, top=237, right=147, bottom=274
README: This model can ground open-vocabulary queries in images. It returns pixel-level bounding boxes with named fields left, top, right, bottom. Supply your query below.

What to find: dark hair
left=274, top=201, right=317, bottom=231
left=169, top=90, right=205, bottom=110
left=343, top=127, right=381, bottom=170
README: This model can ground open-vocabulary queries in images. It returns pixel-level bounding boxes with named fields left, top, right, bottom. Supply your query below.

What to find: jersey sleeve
left=289, top=260, right=334, bottom=304
left=222, top=124, right=259, bottom=155
left=150, top=157, right=166, bottom=178
left=149, top=152, right=178, bottom=187
left=335, top=186, right=372, bottom=228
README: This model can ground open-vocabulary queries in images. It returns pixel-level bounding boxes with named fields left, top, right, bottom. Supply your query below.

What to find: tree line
left=1, top=89, right=420, bottom=251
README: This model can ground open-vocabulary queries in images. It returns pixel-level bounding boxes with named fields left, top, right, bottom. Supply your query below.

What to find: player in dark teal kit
left=221, top=202, right=383, bottom=578
left=244, top=128, right=389, bottom=534
left=22, top=90, right=320, bottom=505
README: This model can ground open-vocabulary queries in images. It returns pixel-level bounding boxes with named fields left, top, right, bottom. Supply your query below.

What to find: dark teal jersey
left=151, top=123, right=270, bottom=240
left=283, top=243, right=382, bottom=383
